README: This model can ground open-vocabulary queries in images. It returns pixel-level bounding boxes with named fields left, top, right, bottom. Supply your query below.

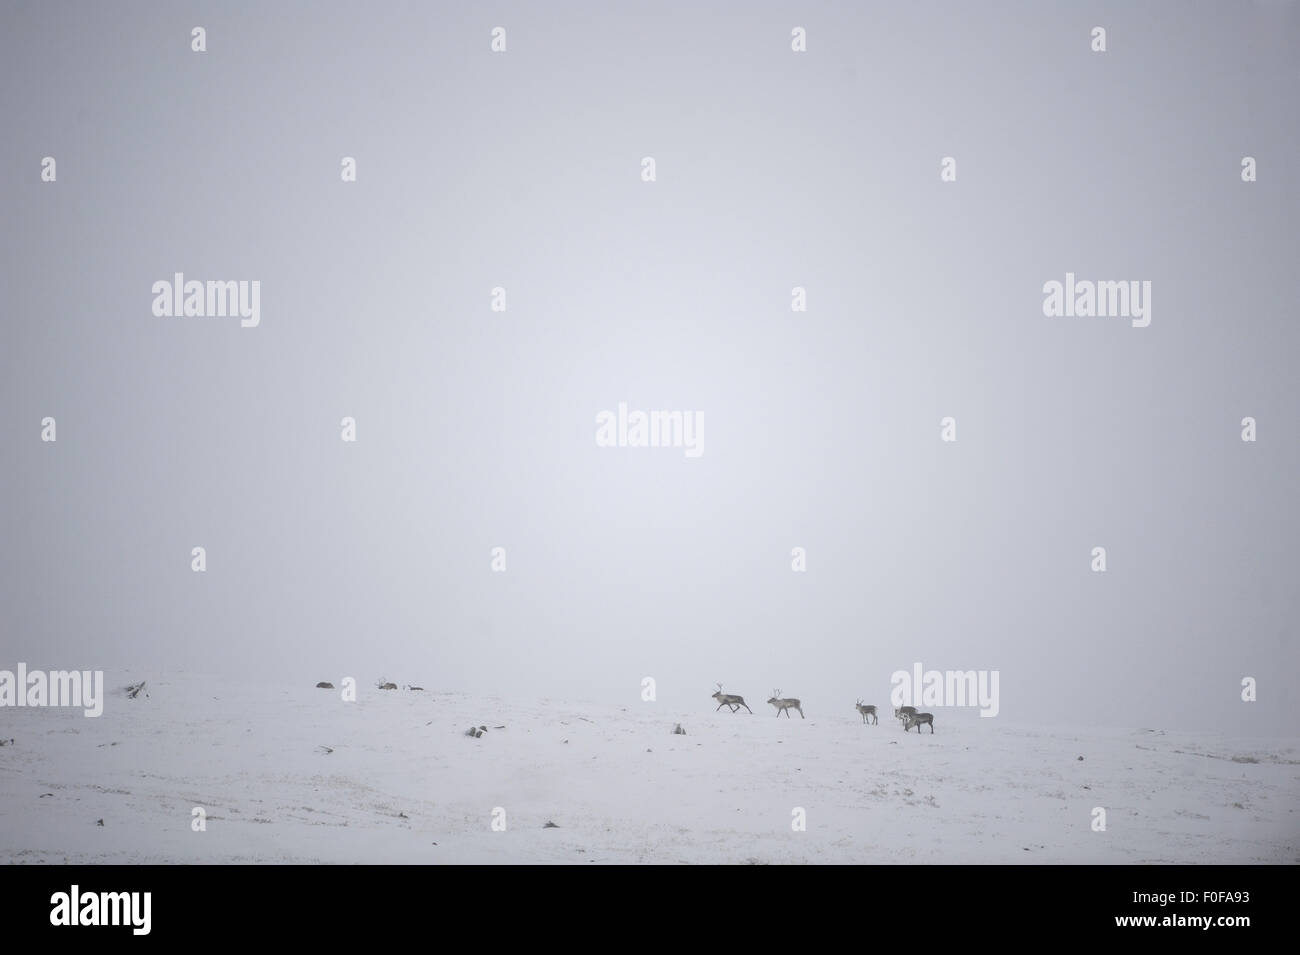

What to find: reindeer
left=855, top=700, right=878, bottom=724
left=766, top=690, right=804, bottom=719
left=894, top=705, right=918, bottom=724
left=712, top=683, right=752, bottom=714
left=903, top=712, right=935, bottom=734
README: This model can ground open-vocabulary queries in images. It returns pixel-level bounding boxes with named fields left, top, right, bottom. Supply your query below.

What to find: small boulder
left=316, top=682, right=335, bottom=689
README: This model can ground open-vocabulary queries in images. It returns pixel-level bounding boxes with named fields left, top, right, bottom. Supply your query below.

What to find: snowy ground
left=1, top=673, right=1296, bottom=864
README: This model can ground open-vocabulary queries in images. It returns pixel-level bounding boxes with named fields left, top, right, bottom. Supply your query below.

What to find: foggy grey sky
left=2, top=1, right=1297, bottom=734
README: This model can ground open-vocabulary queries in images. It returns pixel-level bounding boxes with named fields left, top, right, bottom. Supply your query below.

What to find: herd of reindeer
left=711, top=684, right=935, bottom=734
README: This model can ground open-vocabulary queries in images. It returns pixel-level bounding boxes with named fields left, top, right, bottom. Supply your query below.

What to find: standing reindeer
left=766, top=690, right=804, bottom=719
left=712, top=683, right=752, bottom=714
left=903, top=712, right=935, bottom=734
left=855, top=700, right=878, bottom=724
left=894, top=705, right=918, bottom=724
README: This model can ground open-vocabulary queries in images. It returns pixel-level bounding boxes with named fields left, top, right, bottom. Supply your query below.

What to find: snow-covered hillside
left=1, top=673, right=1295, bottom=864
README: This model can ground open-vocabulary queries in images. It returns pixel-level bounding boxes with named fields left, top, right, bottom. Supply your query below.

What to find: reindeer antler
left=715, top=682, right=723, bottom=692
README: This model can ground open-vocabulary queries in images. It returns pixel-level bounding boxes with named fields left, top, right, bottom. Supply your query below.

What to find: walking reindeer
left=766, top=690, right=804, bottom=719
left=702, top=689, right=931, bottom=731
left=712, top=683, right=752, bottom=714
